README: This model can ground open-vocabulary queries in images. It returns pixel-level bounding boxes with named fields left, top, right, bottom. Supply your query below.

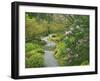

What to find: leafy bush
left=54, top=42, right=68, bottom=65
left=26, top=50, right=35, bottom=58
left=54, top=15, right=89, bottom=66
left=25, top=43, right=34, bottom=52
left=25, top=43, right=43, bottom=51
left=25, top=53, right=44, bottom=68
left=25, top=43, right=45, bottom=68
left=35, top=48, right=44, bottom=54
left=48, top=34, right=65, bottom=42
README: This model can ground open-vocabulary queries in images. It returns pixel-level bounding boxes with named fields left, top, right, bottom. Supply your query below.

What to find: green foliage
left=25, top=43, right=43, bottom=52
left=25, top=43, right=45, bottom=68
left=81, top=60, right=89, bottom=65
left=48, top=34, right=65, bottom=42
left=25, top=13, right=66, bottom=41
left=54, top=42, right=68, bottom=66
left=54, top=15, right=89, bottom=66
left=25, top=43, right=34, bottom=52
left=25, top=53, right=44, bottom=68
left=25, top=12, right=89, bottom=67
left=25, top=16, right=48, bottom=42
left=31, top=38, right=47, bottom=45
left=49, top=23, right=65, bottom=33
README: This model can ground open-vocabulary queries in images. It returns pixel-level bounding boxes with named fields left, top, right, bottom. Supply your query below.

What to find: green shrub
left=25, top=53, right=44, bottom=68
left=26, top=50, right=35, bottom=58
left=25, top=43, right=43, bottom=52
left=48, top=34, right=64, bottom=42
left=58, top=58, right=67, bottom=66
left=25, top=43, right=45, bottom=68
left=35, top=48, right=44, bottom=54
left=25, top=43, right=34, bottom=52
left=26, top=50, right=44, bottom=58
left=54, top=42, right=68, bottom=65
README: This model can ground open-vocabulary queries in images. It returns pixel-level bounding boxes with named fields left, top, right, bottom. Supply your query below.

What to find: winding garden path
left=41, top=35, right=59, bottom=67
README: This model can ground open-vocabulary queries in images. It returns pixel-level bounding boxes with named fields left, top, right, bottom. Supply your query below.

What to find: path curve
left=41, top=34, right=59, bottom=67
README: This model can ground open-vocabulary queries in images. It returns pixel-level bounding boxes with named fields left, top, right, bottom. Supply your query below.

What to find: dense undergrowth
left=25, top=13, right=89, bottom=68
